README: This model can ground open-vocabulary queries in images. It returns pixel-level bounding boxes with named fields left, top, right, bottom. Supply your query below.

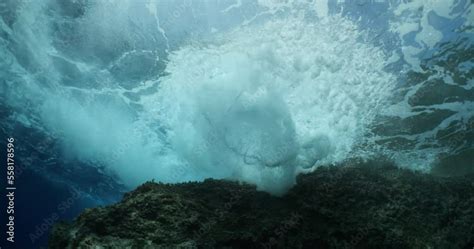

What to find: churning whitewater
left=1, top=1, right=473, bottom=248
left=1, top=0, right=472, bottom=196
left=140, top=17, right=395, bottom=194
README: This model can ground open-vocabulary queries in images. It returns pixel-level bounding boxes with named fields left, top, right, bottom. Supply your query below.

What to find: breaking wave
left=0, top=0, right=472, bottom=195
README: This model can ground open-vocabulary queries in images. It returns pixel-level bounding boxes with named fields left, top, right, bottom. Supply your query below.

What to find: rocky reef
left=49, top=160, right=474, bottom=249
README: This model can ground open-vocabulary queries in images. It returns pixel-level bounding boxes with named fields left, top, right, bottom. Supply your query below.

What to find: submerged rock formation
left=49, top=161, right=474, bottom=249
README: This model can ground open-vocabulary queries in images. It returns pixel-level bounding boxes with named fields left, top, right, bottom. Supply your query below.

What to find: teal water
left=0, top=0, right=472, bottom=248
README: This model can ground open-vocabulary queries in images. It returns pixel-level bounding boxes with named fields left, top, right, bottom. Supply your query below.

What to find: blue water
left=0, top=0, right=472, bottom=248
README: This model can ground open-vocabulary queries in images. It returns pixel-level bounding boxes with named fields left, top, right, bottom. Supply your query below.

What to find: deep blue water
left=0, top=0, right=472, bottom=248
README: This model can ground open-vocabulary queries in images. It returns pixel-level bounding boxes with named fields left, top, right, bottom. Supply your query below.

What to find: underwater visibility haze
left=0, top=0, right=473, bottom=248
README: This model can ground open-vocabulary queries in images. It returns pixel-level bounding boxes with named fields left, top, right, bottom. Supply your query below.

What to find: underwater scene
left=0, top=0, right=473, bottom=248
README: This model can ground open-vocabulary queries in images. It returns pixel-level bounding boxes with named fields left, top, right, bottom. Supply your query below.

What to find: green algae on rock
left=49, top=161, right=474, bottom=249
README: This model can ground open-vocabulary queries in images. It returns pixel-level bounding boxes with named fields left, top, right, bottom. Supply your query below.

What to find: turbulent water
left=0, top=0, right=473, bottom=246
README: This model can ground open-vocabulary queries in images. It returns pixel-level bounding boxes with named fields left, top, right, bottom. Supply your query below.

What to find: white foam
left=389, top=0, right=470, bottom=70
left=4, top=0, right=421, bottom=195
left=139, top=16, right=395, bottom=194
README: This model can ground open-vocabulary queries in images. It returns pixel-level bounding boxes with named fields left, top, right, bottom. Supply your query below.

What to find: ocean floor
left=49, top=160, right=474, bottom=249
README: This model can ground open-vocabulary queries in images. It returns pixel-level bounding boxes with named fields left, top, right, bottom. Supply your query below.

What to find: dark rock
left=49, top=160, right=474, bottom=249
